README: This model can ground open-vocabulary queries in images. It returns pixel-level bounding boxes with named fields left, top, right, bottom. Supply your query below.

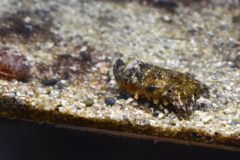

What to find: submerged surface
left=0, top=0, right=240, bottom=148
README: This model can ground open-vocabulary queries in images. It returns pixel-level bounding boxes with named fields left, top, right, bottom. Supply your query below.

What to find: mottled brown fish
left=0, top=43, right=31, bottom=79
left=113, top=57, right=210, bottom=116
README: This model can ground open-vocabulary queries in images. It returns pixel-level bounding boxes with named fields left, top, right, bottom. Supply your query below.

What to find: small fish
left=113, top=57, right=210, bottom=116
left=0, top=43, right=30, bottom=79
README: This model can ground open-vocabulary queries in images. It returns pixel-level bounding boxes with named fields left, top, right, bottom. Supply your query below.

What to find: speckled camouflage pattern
left=113, top=57, right=210, bottom=116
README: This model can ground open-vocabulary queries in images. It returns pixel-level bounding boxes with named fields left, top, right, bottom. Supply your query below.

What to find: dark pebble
left=56, top=105, right=62, bottom=108
left=1, top=40, right=7, bottom=45
left=153, top=0, right=178, bottom=12
left=107, top=76, right=111, bottom=82
left=205, top=136, right=212, bottom=141
left=152, top=112, right=159, bottom=117
left=79, top=51, right=91, bottom=61
left=41, top=79, right=58, bottom=86
left=105, top=97, right=115, bottom=105
left=233, top=55, right=240, bottom=68
left=55, top=105, right=62, bottom=110
left=233, top=14, right=240, bottom=23
left=117, top=94, right=128, bottom=100
left=65, top=73, right=72, bottom=80
left=191, top=132, right=200, bottom=138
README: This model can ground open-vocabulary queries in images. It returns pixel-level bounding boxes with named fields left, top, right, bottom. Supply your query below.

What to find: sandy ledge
left=0, top=0, right=240, bottom=149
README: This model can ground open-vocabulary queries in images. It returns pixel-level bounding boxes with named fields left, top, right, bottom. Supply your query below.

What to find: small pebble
left=41, top=79, right=58, bottom=86
left=104, top=97, right=115, bottom=105
left=162, top=15, right=171, bottom=22
left=191, top=132, right=198, bottom=138
left=83, top=98, right=94, bottom=107
left=233, top=55, right=240, bottom=68
left=56, top=105, right=62, bottom=108
left=230, top=120, right=239, bottom=125
left=117, top=94, right=128, bottom=100
left=131, top=102, right=138, bottom=107
left=232, top=14, right=240, bottom=23
left=123, top=115, right=128, bottom=120
left=152, top=112, right=159, bottom=117
left=7, top=92, right=16, bottom=98
left=202, top=115, right=212, bottom=123
left=79, top=51, right=91, bottom=61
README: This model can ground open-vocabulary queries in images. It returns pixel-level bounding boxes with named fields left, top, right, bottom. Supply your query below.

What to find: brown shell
left=0, top=43, right=30, bottom=79
left=113, top=57, right=210, bottom=116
